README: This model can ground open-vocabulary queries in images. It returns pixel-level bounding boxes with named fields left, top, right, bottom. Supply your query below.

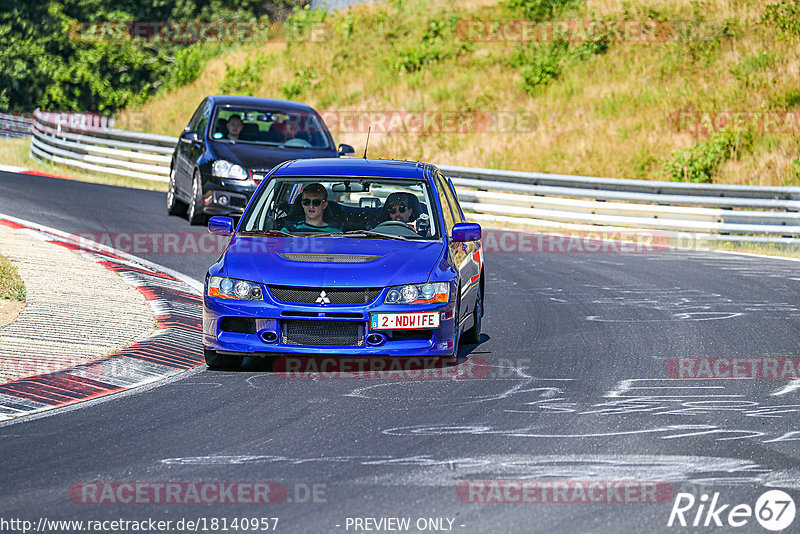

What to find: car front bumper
left=203, top=291, right=457, bottom=357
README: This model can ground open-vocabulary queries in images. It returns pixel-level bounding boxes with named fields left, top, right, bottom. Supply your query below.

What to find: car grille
left=268, top=286, right=382, bottom=305
left=281, top=320, right=364, bottom=346
left=229, top=194, right=248, bottom=208
left=279, top=253, right=380, bottom=263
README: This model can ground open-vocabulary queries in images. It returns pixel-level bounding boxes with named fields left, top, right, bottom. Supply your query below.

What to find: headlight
left=384, top=282, right=449, bottom=305
left=212, top=160, right=249, bottom=180
left=207, top=276, right=263, bottom=300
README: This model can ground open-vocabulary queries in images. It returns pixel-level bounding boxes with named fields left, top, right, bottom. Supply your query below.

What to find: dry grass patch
left=120, top=0, right=800, bottom=185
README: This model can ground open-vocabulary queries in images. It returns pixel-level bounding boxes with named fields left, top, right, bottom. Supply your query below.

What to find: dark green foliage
left=0, top=0, right=307, bottom=112
left=280, top=68, right=318, bottom=99
left=665, top=131, right=754, bottom=183
left=512, top=22, right=611, bottom=94
left=504, top=0, right=583, bottom=20
left=391, top=14, right=468, bottom=73
left=762, top=0, right=800, bottom=37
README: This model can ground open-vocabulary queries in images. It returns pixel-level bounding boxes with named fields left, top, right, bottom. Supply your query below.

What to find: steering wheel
left=372, top=220, right=418, bottom=237
left=283, top=138, right=312, bottom=148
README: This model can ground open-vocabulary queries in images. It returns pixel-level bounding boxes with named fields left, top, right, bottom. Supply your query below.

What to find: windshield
left=210, top=107, right=331, bottom=150
left=239, top=176, right=440, bottom=240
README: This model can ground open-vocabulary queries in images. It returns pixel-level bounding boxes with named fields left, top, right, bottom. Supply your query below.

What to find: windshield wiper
left=238, top=230, right=293, bottom=237
left=337, top=230, right=409, bottom=241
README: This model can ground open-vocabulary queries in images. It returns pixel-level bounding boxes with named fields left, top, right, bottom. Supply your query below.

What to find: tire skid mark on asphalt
left=156, top=453, right=800, bottom=489
left=0, top=217, right=203, bottom=421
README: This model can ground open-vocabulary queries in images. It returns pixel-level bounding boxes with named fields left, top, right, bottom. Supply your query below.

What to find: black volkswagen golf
left=167, top=95, right=354, bottom=224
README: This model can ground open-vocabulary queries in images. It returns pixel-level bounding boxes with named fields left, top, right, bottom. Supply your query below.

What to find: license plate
left=371, top=312, right=440, bottom=330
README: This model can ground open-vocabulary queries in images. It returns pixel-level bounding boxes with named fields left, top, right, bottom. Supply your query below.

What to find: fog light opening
left=259, top=330, right=278, bottom=343
left=366, top=333, right=387, bottom=346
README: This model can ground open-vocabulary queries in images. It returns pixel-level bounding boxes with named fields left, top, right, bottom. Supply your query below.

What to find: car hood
left=211, top=141, right=336, bottom=170
left=223, top=236, right=446, bottom=288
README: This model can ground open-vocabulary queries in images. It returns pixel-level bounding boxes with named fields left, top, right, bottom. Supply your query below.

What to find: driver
left=281, top=183, right=341, bottom=233
left=226, top=114, right=244, bottom=140
left=368, top=192, right=423, bottom=229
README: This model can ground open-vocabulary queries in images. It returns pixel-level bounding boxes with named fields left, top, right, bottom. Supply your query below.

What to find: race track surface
left=1, top=170, right=799, bottom=533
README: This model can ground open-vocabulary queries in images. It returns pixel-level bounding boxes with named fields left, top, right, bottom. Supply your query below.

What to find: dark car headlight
left=207, top=276, right=263, bottom=300
left=212, top=160, right=249, bottom=181
left=384, top=282, right=449, bottom=305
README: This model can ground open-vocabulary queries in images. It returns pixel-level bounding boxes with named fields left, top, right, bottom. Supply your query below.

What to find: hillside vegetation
left=127, top=0, right=800, bottom=185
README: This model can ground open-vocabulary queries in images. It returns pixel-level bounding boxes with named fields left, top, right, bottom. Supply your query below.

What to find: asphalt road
left=1, top=170, right=800, bottom=533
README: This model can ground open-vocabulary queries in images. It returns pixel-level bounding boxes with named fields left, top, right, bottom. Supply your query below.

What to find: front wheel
left=166, top=166, right=187, bottom=216
left=445, top=295, right=461, bottom=361
left=462, top=284, right=482, bottom=345
left=186, top=170, right=206, bottom=225
left=204, top=349, right=242, bottom=370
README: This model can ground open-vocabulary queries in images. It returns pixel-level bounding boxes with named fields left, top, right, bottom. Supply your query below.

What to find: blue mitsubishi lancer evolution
left=202, top=157, right=484, bottom=369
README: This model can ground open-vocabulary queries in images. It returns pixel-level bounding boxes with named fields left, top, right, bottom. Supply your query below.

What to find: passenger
left=281, top=183, right=341, bottom=233
left=226, top=114, right=244, bottom=141
left=369, top=192, right=423, bottom=229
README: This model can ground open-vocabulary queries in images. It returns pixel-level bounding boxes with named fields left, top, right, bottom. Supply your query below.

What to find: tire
left=166, top=166, right=187, bottom=216
left=187, top=170, right=206, bottom=225
left=204, top=348, right=242, bottom=370
left=462, top=283, right=483, bottom=345
left=444, top=294, right=461, bottom=362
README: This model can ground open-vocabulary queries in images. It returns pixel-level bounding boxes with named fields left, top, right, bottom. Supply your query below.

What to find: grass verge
left=0, top=138, right=167, bottom=192
left=0, top=252, right=25, bottom=301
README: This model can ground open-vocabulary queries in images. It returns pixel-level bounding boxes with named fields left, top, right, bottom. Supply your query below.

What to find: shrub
left=169, top=45, right=220, bottom=89
left=504, top=0, right=583, bottom=20
left=391, top=15, right=467, bottom=74
left=665, top=131, right=754, bottom=183
left=219, top=55, right=274, bottom=96
left=762, top=0, right=800, bottom=37
left=280, top=68, right=318, bottom=99
left=516, top=41, right=568, bottom=93
left=285, top=5, right=327, bottom=46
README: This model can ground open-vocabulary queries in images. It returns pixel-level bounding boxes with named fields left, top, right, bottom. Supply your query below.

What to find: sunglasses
left=388, top=205, right=408, bottom=214
left=302, top=198, right=324, bottom=207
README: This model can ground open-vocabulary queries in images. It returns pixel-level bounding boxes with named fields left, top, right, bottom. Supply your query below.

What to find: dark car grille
left=279, top=253, right=380, bottom=263
left=229, top=194, right=248, bottom=208
left=268, top=286, right=382, bottom=305
left=281, top=320, right=364, bottom=346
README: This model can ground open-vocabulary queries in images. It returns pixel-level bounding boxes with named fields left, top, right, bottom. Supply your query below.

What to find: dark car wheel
left=204, top=348, right=242, bottom=370
left=166, top=166, right=187, bottom=216
left=187, top=170, right=206, bottom=225
left=462, top=283, right=482, bottom=345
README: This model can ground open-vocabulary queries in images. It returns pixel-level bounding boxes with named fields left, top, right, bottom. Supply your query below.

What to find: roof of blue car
left=210, top=95, right=315, bottom=111
left=274, top=158, right=432, bottom=179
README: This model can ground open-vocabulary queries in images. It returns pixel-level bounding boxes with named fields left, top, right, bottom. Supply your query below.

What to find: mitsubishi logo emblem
left=315, top=290, right=330, bottom=304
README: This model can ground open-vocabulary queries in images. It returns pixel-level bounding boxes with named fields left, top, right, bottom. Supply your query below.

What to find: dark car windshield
left=239, top=177, right=441, bottom=240
left=211, top=107, right=331, bottom=150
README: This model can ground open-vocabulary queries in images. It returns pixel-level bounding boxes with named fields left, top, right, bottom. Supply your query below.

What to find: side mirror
left=451, top=222, right=481, bottom=243
left=180, top=130, right=200, bottom=144
left=338, top=143, right=355, bottom=156
left=208, top=216, right=234, bottom=236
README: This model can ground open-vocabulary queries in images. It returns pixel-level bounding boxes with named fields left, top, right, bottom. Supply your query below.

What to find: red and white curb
left=0, top=214, right=204, bottom=422
left=0, top=162, right=76, bottom=181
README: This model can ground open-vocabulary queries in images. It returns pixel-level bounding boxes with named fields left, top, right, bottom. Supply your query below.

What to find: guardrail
left=0, top=113, right=33, bottom=138
left=28, top=110, right=800, bottom=244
